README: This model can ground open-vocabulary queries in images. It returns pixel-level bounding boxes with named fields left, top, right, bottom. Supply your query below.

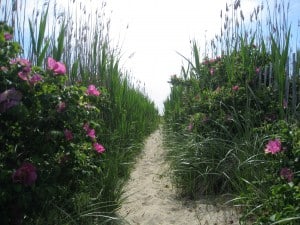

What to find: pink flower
left=12, top=162, right=37, bottom=186
left=232, top=85, right=239, bottom=91
left=87, top=128, right=96, bottom=139
left=29, top=74, right=43, bottom=85
left=64, top=129, right=73, bottom=141
left=280, top=167, right=293, bottom=182
left=83, top=123, right=90, bottom=132
left=210, top=68, right=215, bottom=75
left=10, top=58, right=31, bottom=67
left=264, top=139, right=282, bottom=154
left=47, top=57, right=66, bottom=75
left=56, top=101, right=66, bottom=112
left=4, top=32, right=13, bottom=41
left=93, top=142, right=105, bottom=154
left=18, top=71, right=29, bottom=81
left=0, top=88, right=22, bottom=113
left=83, top=123, right=96, bottom=139
left=86, top=85, right=100, bottom=96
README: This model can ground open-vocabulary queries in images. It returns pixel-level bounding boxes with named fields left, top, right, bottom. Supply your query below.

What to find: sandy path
left=117, top=128, right=240, bottom=225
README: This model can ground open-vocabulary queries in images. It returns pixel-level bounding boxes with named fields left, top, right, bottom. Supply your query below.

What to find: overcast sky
left=107, top=0, right=238, bottom=113
left=105, top=0, right=300, bottom=114
left=2, top=0, right=299, bottom=114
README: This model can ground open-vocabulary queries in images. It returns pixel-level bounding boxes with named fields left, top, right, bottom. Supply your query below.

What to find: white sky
left=3, top=0, right=299, bottom=114
left=106, top=0, right=262, bottom=114
left=106, top=0, right=300, bottom=114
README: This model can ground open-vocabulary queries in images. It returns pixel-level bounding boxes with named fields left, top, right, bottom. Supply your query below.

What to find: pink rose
left=280, top=167, right=293, bottom=182
left=93, top=142, right=105, bottom=154
left=56, top=101, right=66, bottom=112
left=83, top=123, right=90, bottom=132
left=0, top=88, right=22, bottom=113
left=12, top=162, right=37, bottom=186
left=264, top=139, right=282, bottom=154
left=4, top=32, right=13, bottom=41
left=47, top=57, right=66, bottom=75
left=29, top=74, right=43, bottom=85
left=64, top=129, right=74, bottom=141
left=86, top=85, right=100, bottom=96
left=87, top=128, right=96, bottom=139
left=232, top=85, right=239, bottom=91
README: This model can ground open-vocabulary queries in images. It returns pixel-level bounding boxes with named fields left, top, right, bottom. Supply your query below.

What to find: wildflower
left=64, top=129, right=73, bottom=141
left=10, top=58, right=31, bottom=67
left=4, top=32, right=13, bottom=41
left=29, top=74, right=43, bottom=85
left=93, top=142, right=105, bottom=154
left=86, top=84, right=100, bottom=96
left=12, top=162, right=37, bottom=186
left=18, top=71, right=29, bottom=81
left=264, top=139, right=282, bottom=154
left=87, top=128, right=96, bottom=139
left=0, top=88, right=22, bottom=113
left=83, top=122, right=90, bottom=132
left=280, top=167, right=293, bottom=182
left=56, top=101, right=66, bottom=112
left=47, top=57, right=66, bottom=75
left=232, top=85, right=239, bottom=91
left=210, top=68, right=215, bottom=75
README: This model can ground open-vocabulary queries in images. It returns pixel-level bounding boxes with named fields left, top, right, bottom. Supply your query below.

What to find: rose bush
left=0, top=22, right=107, bottom=224
left=238, top=120, right=299, bottom=224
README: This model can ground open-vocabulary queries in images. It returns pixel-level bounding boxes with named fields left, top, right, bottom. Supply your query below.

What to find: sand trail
left=117, top=128, right=240, bottom=225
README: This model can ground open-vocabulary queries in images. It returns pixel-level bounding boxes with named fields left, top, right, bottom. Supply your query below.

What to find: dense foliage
left=0, top=20, right=158, bottom=225
left=164, top=1, right=300, bottom=224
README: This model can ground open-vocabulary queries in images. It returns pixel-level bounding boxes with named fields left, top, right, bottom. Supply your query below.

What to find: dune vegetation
left=164, top=1, right=300, bottom=224
left=0, top=1, right=159, bottom=224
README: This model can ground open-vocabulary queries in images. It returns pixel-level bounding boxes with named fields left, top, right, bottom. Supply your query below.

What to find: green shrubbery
left=0, top=16, right=158, bottom=225
left=164, top=1, right=299, bottom=224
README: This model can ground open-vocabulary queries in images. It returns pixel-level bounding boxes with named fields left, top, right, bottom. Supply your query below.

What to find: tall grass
left=163, top=0, right=298, bottom=221
left=1, top=0, right=159, bottom=224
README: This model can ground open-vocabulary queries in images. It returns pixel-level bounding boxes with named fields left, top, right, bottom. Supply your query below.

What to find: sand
left=117, top=128, right=240, bottom=225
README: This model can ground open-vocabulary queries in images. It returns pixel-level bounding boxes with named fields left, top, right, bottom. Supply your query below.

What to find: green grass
left=163, top=0, right=299, bottom=223
left=1, top=0, right=159, bottom=224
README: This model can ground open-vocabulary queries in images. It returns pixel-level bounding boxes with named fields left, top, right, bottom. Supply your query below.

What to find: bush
left=0, top=22, right=109, bottom=225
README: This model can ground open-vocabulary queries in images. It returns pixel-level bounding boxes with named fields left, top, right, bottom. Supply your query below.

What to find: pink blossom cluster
left=64, top=129, right=74, bottom=141
left=83, top=123, right=105, bottom=154
left=86, top=85, right=100, bottom=96
left=47, top=57, right=66, bottom=75
left=10, top=58, right=43, bottom=85
left=232, top=85, right=240, bottom=91
left=0, top=88, right=22, bottom=113
left=4, top=32, right=13, bottom=41
left=264, top=139, right=282, bottom=154
left=264, top=139, right=294, bottom=182
left=280, top=167, right=294, bottom=182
